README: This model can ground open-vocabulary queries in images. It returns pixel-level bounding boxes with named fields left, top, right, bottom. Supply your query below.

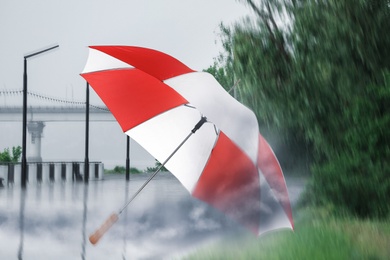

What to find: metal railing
left=0, top=161, right=104, bottom=187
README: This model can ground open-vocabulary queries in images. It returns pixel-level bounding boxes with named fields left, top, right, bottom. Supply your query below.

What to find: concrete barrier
left=0, top=162, right=104, bottom=187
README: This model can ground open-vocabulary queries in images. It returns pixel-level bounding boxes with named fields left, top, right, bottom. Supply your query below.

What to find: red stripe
left=90, top=46, right=194, bottom=81
left=81, top=69, right=188, bottom=132
left=257, top=134, right=294, bottom=229
left=193, top=132, right=260, bottom=234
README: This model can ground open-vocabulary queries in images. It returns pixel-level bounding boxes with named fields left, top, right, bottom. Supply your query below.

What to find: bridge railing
left=0, top=161, right=104, bottom=187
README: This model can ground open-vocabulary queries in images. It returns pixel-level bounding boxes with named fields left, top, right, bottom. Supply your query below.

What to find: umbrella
left=81, top=46, right=294, bottom=244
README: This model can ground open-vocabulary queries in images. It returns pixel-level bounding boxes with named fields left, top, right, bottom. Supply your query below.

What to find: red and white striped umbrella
left=81, top=46, right=293, bottom=237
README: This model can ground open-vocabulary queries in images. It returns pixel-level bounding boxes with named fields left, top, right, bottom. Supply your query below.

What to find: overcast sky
left=0, top=0, right=252, bottom=169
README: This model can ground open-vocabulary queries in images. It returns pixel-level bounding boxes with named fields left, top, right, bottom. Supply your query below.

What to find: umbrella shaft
left=192, top=116, right=207, bottom=133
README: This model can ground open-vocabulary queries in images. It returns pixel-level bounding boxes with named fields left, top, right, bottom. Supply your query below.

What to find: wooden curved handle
left=89, top=213, right=119, bottom=245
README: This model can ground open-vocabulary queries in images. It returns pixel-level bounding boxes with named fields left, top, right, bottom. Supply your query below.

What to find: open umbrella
left=81, top=46, right=294, bottom=244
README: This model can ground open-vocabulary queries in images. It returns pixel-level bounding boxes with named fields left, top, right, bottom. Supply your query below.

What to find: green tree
left=203, top=62, right=235, bottom=91
left=217, top=0, right=390, bottom=217
left=146, top=160, right=168, bottom=172
left=105, top=165, right=141, bottom=174
left=0, top=146, right=22, bottom=163
left=291, top=0, right=390, bottom=217
left=310, top=73, right=390, bottom=217
left=291, top=0, right=390, bottom=157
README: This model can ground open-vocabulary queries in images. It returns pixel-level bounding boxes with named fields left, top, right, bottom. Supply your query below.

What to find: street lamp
left=84, top=82, right=90, bottom=183
left=21, top=44, right=59, bottom=188
left=126, top=136, right=130, bottom=181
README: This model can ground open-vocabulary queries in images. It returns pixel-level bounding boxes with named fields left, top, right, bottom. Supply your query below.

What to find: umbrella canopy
left=81, top=46, right=293, bottom=235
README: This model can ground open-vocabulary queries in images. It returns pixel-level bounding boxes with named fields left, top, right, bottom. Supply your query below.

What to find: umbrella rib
left=184, top=104, right=196, bottom=109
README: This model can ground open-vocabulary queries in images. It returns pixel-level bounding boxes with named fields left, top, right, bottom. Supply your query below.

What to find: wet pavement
left=0, top=173, right=306, bottom=259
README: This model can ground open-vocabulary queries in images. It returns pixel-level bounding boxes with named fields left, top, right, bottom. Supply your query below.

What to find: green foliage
left=146, top=160, right=168, bottom=172
left=310, top=153, right=390, bottom=218
left=216, top=0, right=390, bottom=218
left=309, top=76, right=390, bottom=217
left=293, top=1, right=390, bottom=218
left=0, top=149, right=12, bottom=162
left=105, top=165, right=141, bottom=174
left=12, top=146, right=22, bottom=162
left=0, top=146, right=22, bottom=163
left=203, top=62, right=234, bottom=91
left=114, top=166, right=125, bottom=172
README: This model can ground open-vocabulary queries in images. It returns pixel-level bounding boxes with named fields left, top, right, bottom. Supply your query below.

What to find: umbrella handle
left=89, top=213, right=119, bottom=245
left=89, top=116, right=208, bottom=245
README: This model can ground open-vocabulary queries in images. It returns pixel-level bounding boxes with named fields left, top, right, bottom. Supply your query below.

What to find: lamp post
left=84, top=82, right=90, bottom=183
left=126, top=136, right=130, bottom=181
left=21, top=44, right=59, bottom=188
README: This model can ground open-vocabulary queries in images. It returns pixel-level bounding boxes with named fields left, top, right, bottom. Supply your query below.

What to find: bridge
left=0, top=89, right=114, bottom=121
left=0, top=89, right=115, bottom=162
left=1, top=105, right=114, bottom=122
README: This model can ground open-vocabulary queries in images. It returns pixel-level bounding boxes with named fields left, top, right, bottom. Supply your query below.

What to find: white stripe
left=164, top=72, right=259, bottom=165
left=82, top=48, right=132, bottom=74
left=126, top=105, right=218, bottom=192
